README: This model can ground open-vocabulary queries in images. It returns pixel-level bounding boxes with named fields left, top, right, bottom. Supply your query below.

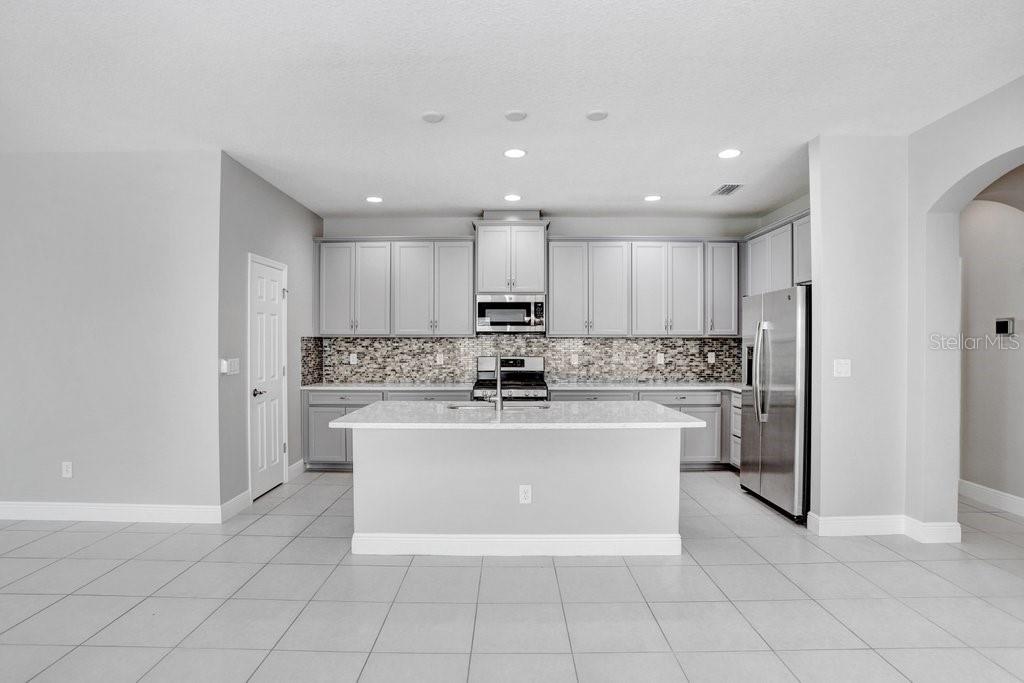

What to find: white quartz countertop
left=302, top=381, right=741, bottom=393
left=330, top=400, right=707, bottom=430
left=302, top=382, right=474, bottom=392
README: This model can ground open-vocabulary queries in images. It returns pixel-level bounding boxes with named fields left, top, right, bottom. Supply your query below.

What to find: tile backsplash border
left=301, top=335, right=741, bottom=386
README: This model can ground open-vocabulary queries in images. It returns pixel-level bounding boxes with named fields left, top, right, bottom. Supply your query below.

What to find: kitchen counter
left=331, top=400, right=706, bottom=431
left=301, top=380, right=742, bottom=392
left=302, top=382, right=473, bottom=391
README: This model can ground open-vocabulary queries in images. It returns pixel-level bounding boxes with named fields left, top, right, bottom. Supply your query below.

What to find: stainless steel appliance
left=472, top=356, right=548, bottom=401
left=741, top=285, right=810, bottom=520
left=476, top=294, right=545, bottom=334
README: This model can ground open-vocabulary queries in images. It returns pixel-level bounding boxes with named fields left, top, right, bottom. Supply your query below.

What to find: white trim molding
left=960, top=479, right=1024, bottom=517
left=287, top=459, right=306, bottom=482
left=0, top=493, right=254, bottom=525
left=352, top=532, right=682, bottom=556
left=808, top=512, right=961, bottom=543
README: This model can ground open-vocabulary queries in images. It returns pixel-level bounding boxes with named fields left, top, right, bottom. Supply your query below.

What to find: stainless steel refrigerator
left=740, top=286, right=810, bottom=519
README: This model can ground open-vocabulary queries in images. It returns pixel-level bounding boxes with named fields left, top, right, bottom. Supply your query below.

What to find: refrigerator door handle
left=752, top=320, right=764, bottom=422
left=761, top=322, right=772, bottom=422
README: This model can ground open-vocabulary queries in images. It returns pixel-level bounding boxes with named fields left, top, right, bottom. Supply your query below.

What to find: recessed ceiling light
left=421, top=111, right=444, bottom=123
left=505, top=110, right=527, bottom=122
left=644, top=195, right=662, bottom=202
left=504, top=194, right=521, bottom=202
left=365, top=196, right=383, bottom=203
left=586, top=110, right=608, bottom=121
left=504, top=148, right=527, bottom=158
left=718, top=148, right=742, bottom=159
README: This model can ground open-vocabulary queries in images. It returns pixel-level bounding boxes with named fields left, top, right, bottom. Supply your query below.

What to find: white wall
left=959, top=199, right=1024, bottom=497
left=218, top=154, right=322, bottom=503
left=0, top=151, right=223, bottom=507
left=324, top=214, right=759, bottom=239
left=808, top=136, right=909, bottom=519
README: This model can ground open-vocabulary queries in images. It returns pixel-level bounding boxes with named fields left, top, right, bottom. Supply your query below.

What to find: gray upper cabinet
left=746, top=224, right=793, bottom=296
left=548, top=242, right=589, bottom=336
left=589, top=242, right=630, bottom=335
left=352, top=242, right=391, bottom=335
left=320, top=242, right=355, bottom=335
left=476, top=225, right=510, bottom=292
left=433, top=241, right=474, bottom=336
left=706, top=242, right=738, bottom=336
left=510, top=225, right=546, bottom=291
left=668, top=242, right=704, bottom=336
left=792, top=215, right=811, bottom=284
left=768, top=225, right=793, bottom=292
left=631, top=242, right=669, bottom=335
left=392, top=241, right=434, bottom=335
left=548, top=241, right=630, bottom=336
left=475, top=222, right=546, bottom=292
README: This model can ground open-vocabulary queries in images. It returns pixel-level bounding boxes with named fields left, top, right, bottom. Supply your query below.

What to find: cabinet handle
left=423, top=396, right=435, bottom=401
left=586, top=396, right=598, bottom=400
left=336, top=396, right=349, bottom=400
left=675, top=396, right=688, bottom=400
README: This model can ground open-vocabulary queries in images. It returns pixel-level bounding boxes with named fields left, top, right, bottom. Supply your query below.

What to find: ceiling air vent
left=712, top=184, right=743, bottom=196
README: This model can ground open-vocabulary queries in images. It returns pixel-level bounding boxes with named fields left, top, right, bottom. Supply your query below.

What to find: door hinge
left=283, top=442, right=287, bottom=454
left=282, top=288, right=288, bottom=299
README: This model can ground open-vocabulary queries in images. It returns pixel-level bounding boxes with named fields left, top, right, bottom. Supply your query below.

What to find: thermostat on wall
left=996, top=318, right=1015, bottom=336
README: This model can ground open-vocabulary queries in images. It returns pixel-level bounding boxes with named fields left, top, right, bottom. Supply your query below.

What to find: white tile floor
left=3, top=470, right=1024, bottom=681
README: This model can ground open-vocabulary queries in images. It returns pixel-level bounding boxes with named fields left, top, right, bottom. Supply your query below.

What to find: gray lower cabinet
left=639, top=391, right=723, bottom=465
left=303, top=391, right=384, bottom=468
left=385, top=390, right=472, bottom=402
left=549, top=390, right=638, bottom=401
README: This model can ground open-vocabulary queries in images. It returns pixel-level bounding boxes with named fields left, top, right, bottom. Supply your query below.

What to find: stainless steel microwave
left=476, top=294, right=545, bottom=333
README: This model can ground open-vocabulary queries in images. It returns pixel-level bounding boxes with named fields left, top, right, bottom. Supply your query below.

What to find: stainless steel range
left=472, top=356, right=548, bottom=402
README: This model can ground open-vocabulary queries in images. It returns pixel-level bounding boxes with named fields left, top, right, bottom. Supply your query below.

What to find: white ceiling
left=2, top=0, right=1023, bottom=218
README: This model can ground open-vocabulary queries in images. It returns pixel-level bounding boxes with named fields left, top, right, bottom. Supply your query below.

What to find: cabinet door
left=792, top=216, right=811, bottom=284
left=706, top=242, right=738, bottom=336
left=631, top=242, right=668, bottom=336
left=392, top=241, right=433, bottom=336
left=668, top=242, right=704, bottom=335
left=510, top=225, right=546, bottom=292
left=319, top=243, right=354, bottom=335
left=434, top=241, right=474, bottom=336
left=307, top=406, right=348, bottom=463
left=747, top=235, right=770, bottom=296
left=768, top=225, right=793, bottom=291
left=589, top=241, right=630, bottom=336
left=353, top=242, right=391, bottom=335
left=477, top=226, right=510, bottom=292
left=548, top=242, right=589, bottom=336
left=680, top=405, right=721, bottom=463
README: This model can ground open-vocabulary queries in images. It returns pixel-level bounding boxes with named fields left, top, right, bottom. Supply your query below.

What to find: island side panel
left=350, top=428, right=681, bottom=555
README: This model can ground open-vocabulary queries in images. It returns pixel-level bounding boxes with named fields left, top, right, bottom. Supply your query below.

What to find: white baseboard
left=352, top=532, right=682, bottom=556
left=287, top=459, right=306, bottom=482
left=0, top=501, right=223, bottom=524
left=219, top=491, right=252, bottom=523
left=960, top=479, right=1024, bottom=517
left=808, top=512, right=961, bottom=543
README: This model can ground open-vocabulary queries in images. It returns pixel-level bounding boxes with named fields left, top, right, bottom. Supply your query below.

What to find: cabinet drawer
left=730, top=434, right=741, bottom=467
left=307, top=390, right=384, bottom=406
left=549, top=390, right=637, bottom=402
left=639, top=390, right=721, bottom=406
left=731, top=392, right=741, bottom=408
left=385, top=390, right=472, bottom=402
left=731, top=406, right=742, bottom=437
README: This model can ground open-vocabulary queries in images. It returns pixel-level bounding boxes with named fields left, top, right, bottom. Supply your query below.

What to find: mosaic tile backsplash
left=301, top=335, right=741, bottom=385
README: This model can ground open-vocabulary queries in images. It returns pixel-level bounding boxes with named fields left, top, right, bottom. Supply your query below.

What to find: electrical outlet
left=349, top=352, right=358, bottom=365
left=833, top=358, right=852, bottom=378
left=570, top=353, right=579, bottom=366
left=435, top=352, right=444, bottom=366
left=61, top=461, right=73, bottom=479
left=655, top=352, right=665, bottom=365
left=707, top=352, right=716, bottom=364
left=518, top=484, right=532, bottom=505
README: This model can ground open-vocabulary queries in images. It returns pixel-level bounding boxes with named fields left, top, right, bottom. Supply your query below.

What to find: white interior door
left=249, top=256, right=287, bottom=499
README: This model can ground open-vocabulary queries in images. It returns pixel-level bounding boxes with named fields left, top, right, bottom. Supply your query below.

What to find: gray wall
left=960, top=199, right=1024, bottom=498
left=218, top=154, right=322, bottom=503
left=0, top=151, right=223, bottom=506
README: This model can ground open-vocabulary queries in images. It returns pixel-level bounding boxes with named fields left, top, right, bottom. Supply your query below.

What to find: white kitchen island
left=330, top=401, right=705, bottom=556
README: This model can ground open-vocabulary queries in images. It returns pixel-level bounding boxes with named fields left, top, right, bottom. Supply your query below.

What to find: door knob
left=252, top=388, right=266, bottom=397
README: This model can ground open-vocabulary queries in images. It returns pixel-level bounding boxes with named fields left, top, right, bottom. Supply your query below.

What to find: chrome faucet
left=493, top=355, right=503, bottom=411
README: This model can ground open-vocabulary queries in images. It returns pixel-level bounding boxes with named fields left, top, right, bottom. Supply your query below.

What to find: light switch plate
left=435, top=352, right=444, bottom=366
left=570, top=353, right=579, bottom=366
left=833, top=358, right=852, bottom=378
left=219, top=358, right=240, bottom=375
left=349, top=353, right=358, bottom=365
left=707, top=352, right=716, bottom=364
left=656, top=352, right=665, bottom=365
